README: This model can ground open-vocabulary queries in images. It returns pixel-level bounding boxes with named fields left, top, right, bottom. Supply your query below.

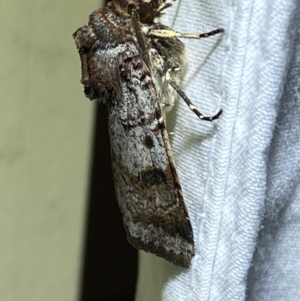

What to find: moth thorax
left=112, top=0, right=162, bottom=23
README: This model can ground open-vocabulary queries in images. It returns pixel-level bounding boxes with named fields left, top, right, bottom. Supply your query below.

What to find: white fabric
left=136, top=0, right=300, bottom=300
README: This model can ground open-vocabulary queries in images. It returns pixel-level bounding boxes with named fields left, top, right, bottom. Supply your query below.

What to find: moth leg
left=165, top=70, right=222, bottom=121
left=148, top=48, right=177, bottom=116
left=149, top=46, right=222, bottom=121
left=149, top=28, right=224, bottom=39
left=149, top=28, right=223, bottom=121
left=157, top=0, right=176, bottom=12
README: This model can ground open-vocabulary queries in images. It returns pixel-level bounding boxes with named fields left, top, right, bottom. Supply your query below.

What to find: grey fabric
left=247, top=4, right=300, bottom=300
left=136, top=0, right=300, bottom=300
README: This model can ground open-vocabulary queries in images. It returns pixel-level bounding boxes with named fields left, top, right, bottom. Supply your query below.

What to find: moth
left=73, top=0, right=223, bottom=268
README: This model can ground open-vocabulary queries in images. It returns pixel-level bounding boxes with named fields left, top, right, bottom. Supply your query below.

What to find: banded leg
left=148, top=31, right=224, bottom=121
left=149, top=28, right=224, bottom=39
left=165, top=71, right=222, bottom=121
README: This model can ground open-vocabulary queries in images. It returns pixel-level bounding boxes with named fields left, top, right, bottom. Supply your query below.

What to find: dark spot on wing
left=140, top=168, right=166, bottom=186
left=144, top=134, right=154, bottom=149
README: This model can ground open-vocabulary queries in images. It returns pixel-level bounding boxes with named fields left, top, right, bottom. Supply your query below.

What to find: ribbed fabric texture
left=136, top=0, right=300, bottom=300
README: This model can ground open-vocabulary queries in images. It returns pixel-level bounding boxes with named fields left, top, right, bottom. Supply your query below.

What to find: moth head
left=111, top=0, right=164, bottom=23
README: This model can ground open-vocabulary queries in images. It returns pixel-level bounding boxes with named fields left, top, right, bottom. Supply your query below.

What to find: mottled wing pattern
left=109, top=56, right=194, bottom=267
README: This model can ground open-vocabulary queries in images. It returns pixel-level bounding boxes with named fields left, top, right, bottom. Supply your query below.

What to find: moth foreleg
left=149, top=28, right=224, bottom=40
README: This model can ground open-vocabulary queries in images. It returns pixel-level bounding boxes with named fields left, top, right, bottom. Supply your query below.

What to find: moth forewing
left=73, top=0, right=223, bottom=268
